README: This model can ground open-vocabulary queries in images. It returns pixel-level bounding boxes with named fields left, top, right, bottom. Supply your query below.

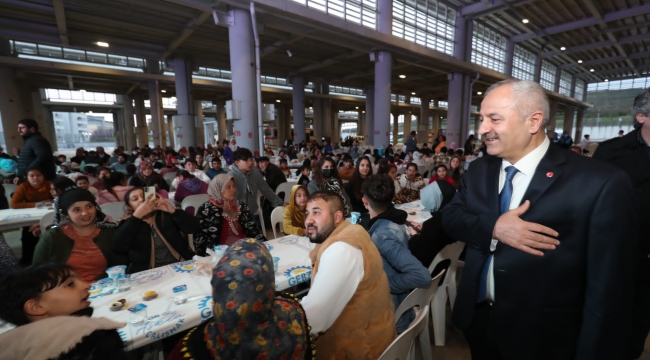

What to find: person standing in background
left=13, top=119, right=55, bottom=184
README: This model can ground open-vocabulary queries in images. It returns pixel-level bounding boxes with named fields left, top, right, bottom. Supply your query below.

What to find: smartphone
left=144, top=186, right=156, bottom=202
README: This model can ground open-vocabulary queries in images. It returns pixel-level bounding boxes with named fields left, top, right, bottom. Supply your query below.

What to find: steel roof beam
left=460, top=0, right=534, bottom=18
left=261, top=34, right=305, bottom=57
left=545, top=33, right=648, bottom=57
left=52, top=0, right=69, bottom=46
left=287, top=50, right=365, bottom=77
left=160, top=10, right=213, bottom=60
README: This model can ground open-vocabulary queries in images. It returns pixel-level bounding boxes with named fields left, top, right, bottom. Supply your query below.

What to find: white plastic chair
left=254, top=191, right=265, bottom=233
left=181, top=194, right=209, bottom=216
left=39, top=211, right=55, bottom=232
left=275, top=182, right=294, bottom=203
left=428, top=241, right=466, bottom=346
left=270, top=206, right=285, bottom=239
left=394, top=269, right=445, bottom=360
left=379, top=304, right=431, bottom=360
left=163, top=172, right=178, bottom=188
left=3, top=184, right=17, bottom=206
left=100, top=202, right=126, bottom=222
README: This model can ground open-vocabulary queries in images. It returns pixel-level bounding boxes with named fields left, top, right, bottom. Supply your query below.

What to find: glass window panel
left=540, top=61, right=557, bottom=91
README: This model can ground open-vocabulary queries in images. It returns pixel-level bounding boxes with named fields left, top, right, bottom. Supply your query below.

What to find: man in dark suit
left=593, top=88, right=650, bottom=360
left=442, top=79, right=637, bottom=360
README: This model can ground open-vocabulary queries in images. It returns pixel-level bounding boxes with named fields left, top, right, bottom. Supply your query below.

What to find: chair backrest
left=378, top=304, right=430, bottom=360
left=428, top=241, right=465, bottom=285
left=163, top=172, right=178, bottom=187
left=39, top=211, right=55, bottom=232
left=181, top=194, right=209, bottom=216
left=417, top=165, right=426, bottom=175
left=3, top=183, right=17, bottom=206
left=270, top=206, right=285, bottom=239
left=275, top=182, right=294, bottom=203
left=100, top=202, right=126, bottom=223
left=394, top=269, right=445, bottom=323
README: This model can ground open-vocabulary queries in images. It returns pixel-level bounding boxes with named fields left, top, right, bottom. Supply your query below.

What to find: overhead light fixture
left=477, top=91, right=483, bottom=95
left=171, top=96, right=177, bottom=101
left=590, top=69, right=595, bottom=72
left=276, top=100, right=281, bottom=102
left=309, top=106, right=313, bottom=109
left=578, top=60, right=583, bottom=64
left=522, top=19, right=529, bottom=24
left=79, top=89, right=86, bottom=93
left=355, top=106, right=359, bottom=109
left=96, top=41, right=109, bottom=47
left=411, top=92, right=416, bottom=95
left=560, top=46, right=566, bottom=51
left=88, top=111, right=93, bottom=114
left=161, top=90, right=166, bottom=93
left=605, top=79, right=609, bottom=82
left=362, top=111, right=365, bottom=113
left=399, top=75, right=406, bottom=78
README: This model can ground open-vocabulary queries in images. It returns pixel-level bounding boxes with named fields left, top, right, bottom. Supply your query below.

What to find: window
left=559, top=71, right=572, bottom=97
left=540, top=61, right=557, bottom=91
left=290, top=0, right=376, bottom=29
left=512, top=45, right=536, bottom=81
left=392, top=0, right=455, bottom=55
left=471, top=23, right=507, bottom=73
left=587, top=77, right=650, bottom=92
left=574, top=80, right=585, bottom=101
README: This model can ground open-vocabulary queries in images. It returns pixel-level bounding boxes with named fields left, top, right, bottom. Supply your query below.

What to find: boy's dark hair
left=455, top=149, right=464, bottom=156
left=233, top=148, right=253, bottom=162
left=75, top=175, right=89, bottom=183
left=362, top=174, right=395, bottom=213
left=0, top=264, right=75, bottom=325
left=57, top=155, right=67, bottom=160
left=307, top=190, right=344, bottom=215
left=125, top=164, right=136, bottom=174
left=117, top=153, right=128, bottom=161
left=435, top=164, right=448, bottom=171
left=18, top=119, right=38, bottom=132
left=83, top=166, right=97, bottom=176
left=184, top=158, right=197, bottom=166
left=211, top=156, right=222, bottom=164
left=300, top=165, right=311, bottom=172
left=279, top=158, right=288, bottom=164
left=406, top=163, right=418, bottom=171
left=440, top=147, right=448, bottom=153
left=179, top=170, right=195, bottom=179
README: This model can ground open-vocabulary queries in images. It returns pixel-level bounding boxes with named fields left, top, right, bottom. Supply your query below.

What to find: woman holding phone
left=111, top=187, right=198, bottom=273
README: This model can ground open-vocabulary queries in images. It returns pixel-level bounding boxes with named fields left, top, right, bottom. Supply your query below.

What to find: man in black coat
left=257, top=156, right=287, bottom=192
left=592, top=88, right=650, bottom=360
left=13, top=119, right=55, bottom=183
left=442, top=79, right=637, bottom=360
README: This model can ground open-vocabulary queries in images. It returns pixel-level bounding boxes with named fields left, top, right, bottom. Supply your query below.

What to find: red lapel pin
left=546, top=172, right=554, bottom=178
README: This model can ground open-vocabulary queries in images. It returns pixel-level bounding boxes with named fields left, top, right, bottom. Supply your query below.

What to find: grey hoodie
left=228, top=165, right=283, bottom=214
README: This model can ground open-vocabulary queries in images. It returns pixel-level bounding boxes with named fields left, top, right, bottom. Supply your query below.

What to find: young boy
left=0, top=264, right=127, bottom=359
left=297, top=165, right=311, bottom=187
left=75, top=176, right=98, bottom=195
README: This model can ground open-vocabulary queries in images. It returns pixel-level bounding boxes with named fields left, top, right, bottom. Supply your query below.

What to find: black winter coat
left=112, top=209, right=198, bottom=273
left=17, top=132, right=55, bottom=180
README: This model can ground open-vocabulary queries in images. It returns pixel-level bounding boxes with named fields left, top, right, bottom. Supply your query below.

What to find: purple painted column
left=171, top=58, right=196, bottom=149
left=228, top=8, right=258, bottom=151
left=364, top=87, right=375, bottom=146
left=505, top=40, right=515, bottom=77
left=292, top=77, right=306, bottom=144
left=447, top=73, right=464, bottom=146
left=373, top=52, right=391, bottom=148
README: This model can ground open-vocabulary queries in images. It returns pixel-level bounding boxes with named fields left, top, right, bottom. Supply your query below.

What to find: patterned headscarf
left=207, top=238, right=314, bottom=359
left=138, top=161, right=153, bottom=176
left=208, top=174, right=241, bottom=222
left=54, top=187, right=118, bottom=229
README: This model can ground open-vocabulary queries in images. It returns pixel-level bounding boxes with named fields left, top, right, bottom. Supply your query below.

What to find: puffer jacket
left=17, top=132, right=56, bottom=180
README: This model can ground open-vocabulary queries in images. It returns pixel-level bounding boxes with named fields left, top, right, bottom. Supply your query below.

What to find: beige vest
left=309, top=221, right=396, bottom=360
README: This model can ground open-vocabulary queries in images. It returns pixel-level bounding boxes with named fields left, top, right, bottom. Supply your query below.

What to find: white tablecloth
left=90, top=235, right=314, bottom=350
left=395, top=200, right=431, bottom=224
left=0, top=208, right=53, bottom=231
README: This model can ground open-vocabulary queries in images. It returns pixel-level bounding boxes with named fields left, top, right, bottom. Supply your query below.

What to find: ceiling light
left=276, top=100, right=281, bottom=102
left=96, top=41, right=109, bottom=47
left=578, top=60, right=583, bottom=64
left=309, top=106, right=313, bottom=109
left=161, top=90, right=166, bottom=93
left=171, top=96, right=177, bottom=101
left=522, top=19, right=529, bottom=24
left=399, top=75, right=406, bottom=79
left=355, top=106, right=359, bottom=109
left=411, top=92, right=416, bottom=95
left=79, top=89, right=86, bottom=93
left=560, top=46, right=566, bottom=51
left=590, top=69, right=595, bottom=72
left=605, top=79, right=609, bottom=82
left=88, top=111, right=93, bottom=114
left=362, top=111, right=365, bottom=113
left=477, top=91, right=483, bottom=95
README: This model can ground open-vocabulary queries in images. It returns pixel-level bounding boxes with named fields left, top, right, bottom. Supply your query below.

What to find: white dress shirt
left=487, top=136, right=550, bottom=301
left=170, top=169, right=210, bottom=188
left=301, top=242, right=364, bottom=335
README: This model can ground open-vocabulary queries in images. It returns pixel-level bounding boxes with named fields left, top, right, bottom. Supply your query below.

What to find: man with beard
left=14, top=119, right=55, bottom=184
left=301, top=190, right=395, bottom=359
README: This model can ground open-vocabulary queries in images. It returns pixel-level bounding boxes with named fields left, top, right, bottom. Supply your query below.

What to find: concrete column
left=42, top=107, right=57, bottom=152
left=0, top=67, right=33, bottom=150
left=291, top=77, right=306, bottom=144
left=194, top=101, right=204, bottom=147
left=171, top=58, right=196, bottom=149
left=563, top=105, right=576, bottom=136
left=312, top=98, right=323, bottom=143
left=228, top=8, right=258, bottom=150
left=331, top=106, right=340, bottom=145
left=504, top=40, right=515, bottom=77
left=391, top=111, right=400, bottom=146
left=403, top=110, right=412, bottom=139
left=122, top=95, right=137, bottom=150
left=431, top=111, right=440, bottom=138
left=447, top=73, right=467, bottom=147
left=148, top=81, right=165, bottom=147
left=276, top=104, right=286, bottom=147
left=215, top=101, right=227, bottom=143
left=553, top=68, right=562, bottom=93
left=574, top=107, right=585, bottom=142
left=112, top=111, right=125, bottom=147
left=373, top=51, right=391, bottom=148
left=534, top=53, right=542, bottom=83
left=570, top=76, right=577, bottom=99
left=29, top=91, right=56, bottom=148
left=546, top=100, right=558, bottom=134
left=419, top=97, right=430, bottom=143
left=167, top=115, right=175, bottom=148
left=357, top=110, right=364, bottom=137
left=133, top=93, right=149, bottom=147
left=473, top=114, right=480, bottom=136
left=364, top=87, right=375, bottom=146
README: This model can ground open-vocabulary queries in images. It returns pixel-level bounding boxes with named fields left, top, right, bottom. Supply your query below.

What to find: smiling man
left=301, top=190, right=395, bottom=359
left=442, top=79, right=638, bottom=360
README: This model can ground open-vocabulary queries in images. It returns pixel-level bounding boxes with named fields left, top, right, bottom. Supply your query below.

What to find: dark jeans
left=465, top=302, right=501, bottom=360
left=20, top=226, right=39, bottom=266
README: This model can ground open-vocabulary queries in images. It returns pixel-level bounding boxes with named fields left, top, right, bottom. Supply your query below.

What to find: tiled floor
left=5, top=229, right=650, bottom=359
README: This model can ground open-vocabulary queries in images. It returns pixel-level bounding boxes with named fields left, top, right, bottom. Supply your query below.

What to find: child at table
left=297, top=165, right=311, bottom=187
left=0, top=263, right=128, bottom=359
left=283, top=185, right=308, bottom=236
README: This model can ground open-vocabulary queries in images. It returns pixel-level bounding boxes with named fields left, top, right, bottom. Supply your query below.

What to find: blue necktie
left=477, top=166, right=519, bottom=303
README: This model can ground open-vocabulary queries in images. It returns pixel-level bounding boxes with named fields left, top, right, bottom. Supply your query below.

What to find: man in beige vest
left=301, top=190, right=396, bottom=359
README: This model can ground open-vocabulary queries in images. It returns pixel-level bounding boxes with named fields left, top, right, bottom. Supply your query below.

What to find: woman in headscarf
left=112, top=187, right=198, bottom=273
left=32, top=187, right=126, bottom=281
left=128, top=162, right=170, bottom=192
left=307, top=157, right=352, bottom=217
left=193, top=174, right=265, bottom=255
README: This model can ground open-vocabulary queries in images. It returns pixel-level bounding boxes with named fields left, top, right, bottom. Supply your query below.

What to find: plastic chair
left=394, top=269, right=445, bottom=360
left=181, top=194, right=209, bottom=216
left=428, top=241, right=466, bottom=346
left=378, top=304, right=430, bottom=360
left=275, top=182, right=294, bottom=203
left=254, top=191, right=265, bottom=232
left=163, top=172, right=178, bottom=188
left=270, top=206, right=285, bottom=239
left=3, top=184, right=16, bottom=206
left=100, top=202, right=126, bottom=223
left=39, top=211, right=55, bottom=232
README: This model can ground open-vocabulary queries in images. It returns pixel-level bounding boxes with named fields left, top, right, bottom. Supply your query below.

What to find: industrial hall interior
left=1, top=0, right=650, bottom=359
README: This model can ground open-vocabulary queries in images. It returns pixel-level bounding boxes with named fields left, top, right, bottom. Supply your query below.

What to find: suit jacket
left=593, top=129, right=650, bottom=281
left=442, top=143, right=637, bottom=360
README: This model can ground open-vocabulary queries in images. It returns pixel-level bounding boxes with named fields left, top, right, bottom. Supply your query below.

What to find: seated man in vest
left=301, top=190, right=396, bottom=359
